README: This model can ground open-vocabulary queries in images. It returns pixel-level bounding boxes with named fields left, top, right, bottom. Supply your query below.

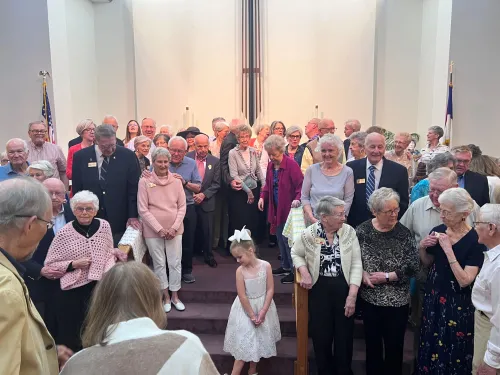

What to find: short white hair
left=263, top=135, right=286, bottom=154
left=252, top=123, right=269, bottom=135
left=71, top=190, right=100, bottom=211
left=479, top=204, right=500, bottom=226
left=345, top=119, right=361, bottom=132
left=368, top=187, right=400, bottom=213
left=316, top=196, right=345, bottom=217
left=438, top=187, right=474, bottom=213
left=103, top=115, right=118, bottom=123
left=349, top=131, right=367, bottom=146
left=27, top=160, right=55, bottom=178
left=159, top=124, right=173, bottom=134
left=428, top=167, right=458, bottom=185
left=285, top=125, right=303, bottom=138
left=214, top=121, right=229, bottom=132
left=315, top=133, right=343, bottom=153
left=151, top=147, right=171, bottom=163
left=6, top=138, right=28, bottom=153
left=168, top=136, right=188, bottom=149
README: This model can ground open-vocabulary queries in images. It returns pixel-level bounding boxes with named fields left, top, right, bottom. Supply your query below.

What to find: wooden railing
left=118, top=244, right=134, bottom=260
left=293, top=270, right=309, bottom=375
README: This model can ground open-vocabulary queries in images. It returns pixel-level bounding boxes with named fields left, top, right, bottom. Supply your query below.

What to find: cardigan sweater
left=291, top=222, right=363, bottom=287
left=44, top=219, right=124, bottom=290
left=137, top=171, right=187, bottom=238
left=60, top=317, right=220, bottom=375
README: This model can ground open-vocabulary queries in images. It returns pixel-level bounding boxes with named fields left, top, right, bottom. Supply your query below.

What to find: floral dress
left=417, top=224, right=485, bottom=374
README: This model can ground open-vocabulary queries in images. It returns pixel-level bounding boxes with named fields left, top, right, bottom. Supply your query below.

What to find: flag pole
left=443, top=61, right=454, bottom=146
left=39, top=70, right=56, bottom=144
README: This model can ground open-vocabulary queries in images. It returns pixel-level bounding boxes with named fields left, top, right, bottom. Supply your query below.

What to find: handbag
left=243, top=175, right=257, bottom=190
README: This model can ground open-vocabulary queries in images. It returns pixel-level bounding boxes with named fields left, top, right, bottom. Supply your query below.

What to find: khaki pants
left=145, top=236, right=182, bottom=292
left=473, top=310, right=499, bottom=374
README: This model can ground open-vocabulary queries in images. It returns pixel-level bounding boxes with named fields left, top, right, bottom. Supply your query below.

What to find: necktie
left=366, top=165, right=376, bottom=203
left=196, top=159, right=205, bottom=181
left=100, top=156, right=109, bottom=181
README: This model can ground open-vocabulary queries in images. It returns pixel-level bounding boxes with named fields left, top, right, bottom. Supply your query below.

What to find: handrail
left=293, top=270, right=309, bottom=375
left=118, top=244, right=134, bottom=260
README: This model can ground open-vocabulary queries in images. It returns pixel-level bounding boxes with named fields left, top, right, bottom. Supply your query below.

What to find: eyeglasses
left=30, top=130, right=47, bottom=134
left=324, top=211, right=346, bottom=218
left=75, top=207, right=95, bottom=213
left=288, top=135, right=301, bottom=140
left=320, top=128, right=336, bottom=133
left=15, top=215, right=54, bottom=229
left=429, top=189, right=446, bottom=196
left=440, top=209, right=460, bottom=218
left=380, top=207, right=400, bottom=215
left=473, top=221, right=494, bottom=228
left=169, top=149, right=186, bottom=154
left=49, top=191, right=66, bottom=198
left=456, top=159, right=471, bottom=165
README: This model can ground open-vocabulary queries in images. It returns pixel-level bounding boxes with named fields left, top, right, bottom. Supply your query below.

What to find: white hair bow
left=228, top=226, right=252, bottom=243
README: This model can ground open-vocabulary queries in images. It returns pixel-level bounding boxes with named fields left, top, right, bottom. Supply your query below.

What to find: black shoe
left=268, top=242, right=276, bottom=248
left=205, top=257, right=218, bottom=268
left=281, top=273, right=294, bottom=284
left=182, top=273, right=196, bottom=283
left=272, top=267, right=290, bottom=276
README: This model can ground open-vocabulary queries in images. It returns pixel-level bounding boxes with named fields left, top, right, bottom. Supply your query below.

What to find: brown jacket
left=0, top=251, right=59, bottom=375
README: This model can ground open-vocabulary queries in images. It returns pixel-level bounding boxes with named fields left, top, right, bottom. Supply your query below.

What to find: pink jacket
left=137, top=171, right=187, bottom=238
left=44, top=219, right=125, bottom=290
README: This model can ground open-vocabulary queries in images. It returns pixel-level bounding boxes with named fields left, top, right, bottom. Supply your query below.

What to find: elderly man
left=473, top=204, right=500, bottom=375
left=385, top=132, right=414, bottom=180
left=304, top=118, right=320, bottom=141
left=0, top=138, right=30, bottom=181
left=343, top=119, right=362, bottom=159
left=187, top=134, right=221, bottom=268
left=210, top=116, right=226, bottom=142
left=168, top=136, right=202, bottom=283
left=400, top=167, right=480, bottom=372
left=451, top=145, right=490, bottom=207
left=141, top=117, right=157, bottom=141
left=347, top=131, right=367, bottom=162
left=0, top=178, right=61, bottom=373
left=68, top=116, right=124, bottom=148
left=26, top=121, right=68, bottom=187
left=347, top=132, right=409, bottom=227
left=159, top=124, right=174, bottom=137
left=72, top=125, right=141, bottom=245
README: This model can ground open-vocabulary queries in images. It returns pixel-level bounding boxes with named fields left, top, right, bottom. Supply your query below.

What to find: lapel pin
left=208, top=165, right=212, bottom=170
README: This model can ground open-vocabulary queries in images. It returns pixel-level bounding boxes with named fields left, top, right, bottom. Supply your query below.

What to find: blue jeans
left=276, top=224, right=293, bottom=270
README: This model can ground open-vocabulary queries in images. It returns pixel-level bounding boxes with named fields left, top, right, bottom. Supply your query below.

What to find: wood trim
left=294, top=270, right=309, bottom=375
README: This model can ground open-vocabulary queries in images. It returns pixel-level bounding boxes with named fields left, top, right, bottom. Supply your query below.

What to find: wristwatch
left=183, top=180, right=188, bottom=187
left=385, top=273, right=390, bottom=282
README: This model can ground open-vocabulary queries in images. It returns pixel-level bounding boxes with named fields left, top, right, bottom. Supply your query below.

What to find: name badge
left=356, top=178, right=366, bottom=184
left=88, top=162, right=97, bottom=168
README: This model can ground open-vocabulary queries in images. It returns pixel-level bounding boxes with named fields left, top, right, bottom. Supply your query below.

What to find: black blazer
left=220, top=132, right=238, bottom=186
left=344, top=138, right=350, bottom=158
left=68, top=136, right=123, bottom=149
left=463, top=170, right=490, bottom=207
left=22, top=202, right=75, bottom=301
left=346, top=157, right=409, bottom=228
left=186, top=152, right=221, bottom=212
left=72, top=145, right=140, bottom=236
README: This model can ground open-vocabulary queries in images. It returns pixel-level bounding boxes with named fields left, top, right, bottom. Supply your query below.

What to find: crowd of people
left=0, top=116, right=499, bottom=375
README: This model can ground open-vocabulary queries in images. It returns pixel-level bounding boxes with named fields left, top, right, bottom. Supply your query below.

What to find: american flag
left=443, top=65, right=453, bottom=146
left=42, top=80, right=56, bottom=144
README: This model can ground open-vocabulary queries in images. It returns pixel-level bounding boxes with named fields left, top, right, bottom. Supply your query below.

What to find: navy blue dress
left=417, top=225, right=485, bottom=374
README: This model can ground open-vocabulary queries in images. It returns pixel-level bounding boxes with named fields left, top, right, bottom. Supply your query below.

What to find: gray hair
left=151, top=147, right=171, bottom=163
left=345, top=119, right=361, bottom=132
left=428, top=168, right=458, bottom=186
left=479, top=204, right=500, bottom=226
left=168, top=136, right=188, bottom=149
left=214, top=121, right=229, bottom=132
left=315, top=133, right=344, bottom=153
left=395, top=132, right=412, bottom=145
left=349, top=131, right=367, bottom=146
left=428, top=126, right=444, bottom=138
left=103, top=115, right=118, bottom=123
left=0, top=177, right=51, bottom=232
left=368, top=187, right=400, bottom=213
left=142, top=117, right=157, bottom=127
left=71, top=190, right=100, bottom=211
left=6, top=138, right=28, bottom=153
left=76, top=119, right=95, bottom=136
left=95, top=124, right=116, bottom=141
left=270, top=121, right=286, bottom=135
left=263, top=135, right=286, bottom=154
left=212, top=117, right=226, bottom=125
left=438, top=187, right=474, bottom=213
left=28, top=121, right=46, bottom=131
left=316, top=196, right=346, bottom=217
left=159, top=124, right=173, bottom=134
left=252, top=123, right=269, bottom=135
left=238, top=124, right=253, bottom=137
left=427, top=151, right=456, bottom=174
left=133, top=135, right=152, bottom=149
left=27, top=160, right=55, bottom=178
left=285, top=125, right=303, bottom=138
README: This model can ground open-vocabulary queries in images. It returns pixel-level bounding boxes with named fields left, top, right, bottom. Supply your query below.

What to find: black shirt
left=0, top=246, right=26, bottom=276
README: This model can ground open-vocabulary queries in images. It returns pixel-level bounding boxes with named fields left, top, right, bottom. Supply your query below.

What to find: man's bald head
left=194, top=134, right=209, bottom=145
left=194, top=134, right=209, bottom=158
left=318, top=118, right=336, bottom=136
left=365, top=133, right=386, bottom=164
left=43, top=177, right=65, bottom=191
left=103, top=115, right=118, bottom=132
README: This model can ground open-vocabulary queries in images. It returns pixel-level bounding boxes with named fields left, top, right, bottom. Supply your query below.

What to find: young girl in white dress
left=223, top=227, right=281, bottom=375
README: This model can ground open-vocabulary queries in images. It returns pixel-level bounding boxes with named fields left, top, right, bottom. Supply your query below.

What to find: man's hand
left=40, top=267, right=64, bottom=280
left=172, top=173, right=185, bottom=184
left=230, top=180, right=242, bottom=191
left=127, top=218, right=141, bottom=230
left=141, top=170, right=152, bottom=179
left=57, top=345, right=73, bottom=369
left=193, top=193, right=206, bottom=204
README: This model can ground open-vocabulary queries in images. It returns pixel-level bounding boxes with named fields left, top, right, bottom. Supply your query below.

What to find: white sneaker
left=172, top=300, right=185, bottom=311
left=164, top=302, right=171, bottom=313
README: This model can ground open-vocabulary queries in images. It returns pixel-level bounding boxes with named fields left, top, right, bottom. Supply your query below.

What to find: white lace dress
left=223, top=260, right=281, bottom=362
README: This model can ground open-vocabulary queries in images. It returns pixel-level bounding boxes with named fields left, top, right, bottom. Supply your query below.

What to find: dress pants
left=145, top=236, right=182, bottom=291
left=361, top=299, right=409, bottom=375
left=227, top=184, right=261, bottom=241
left=194, top=205, right=215, bottom=261
left=213, top=190, right=228, bottom=248
left=181, top=204, right=196, bottom=275
left=276, top=223, right=293, bottom=270
left=309, top=276, right=354, bottom=375
left=473, top=310, right=499, bottom=374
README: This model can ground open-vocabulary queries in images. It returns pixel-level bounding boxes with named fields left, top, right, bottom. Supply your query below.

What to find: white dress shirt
left=53, top=205, right=67, bottom=234
left=472, top=244, right=500, bottom=369
left=366, top=158, right=384, bottom=190
left=94, top=145, right=105, bottom=178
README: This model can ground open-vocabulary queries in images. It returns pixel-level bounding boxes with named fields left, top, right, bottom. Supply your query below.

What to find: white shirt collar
left=105, top=317, right=165, bottom=345
left=486, top=243, right=500, bottom=261
left=366, top=158, right=383, bottom=171
left=95, top=145, right=104, bottom=159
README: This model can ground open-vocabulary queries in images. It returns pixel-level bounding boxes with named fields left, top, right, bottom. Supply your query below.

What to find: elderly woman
left=258, top=135, right=304, bottom=284
left=228, top=124, right=265, bottom=239
left=411, top=151, right=456, bottom=202
left=209, top=121, right=230, bottom=158
left=67, top=119, right=95, bottom=180
left=419, top=125, right=450, bottom=164
left=285, top=125, right=307, bottom=168
left=44, top=190, right=126, bottom=351
left=356, top=188, right=419, bottom=375
left=302, top=134, right=354, bottom=225
left=1, top=151, right=8, bottom=166
left=347, top=131, right=367, bottom=162
left=134, top=135, right=152, bottom=172
left=250, top=123, right=270, bottom=156
left=60, top=262, right=219, bottom=375
left=270, top=120, right=286, bottom=137
left=417, top=188, right=485, bottom=374
left=138, top=147, right=186, bottom=313
left=159, top=124, right=174, bottom=137
left=292, top=196, right=362, bottom=375
left=153, top=133, right=170, bottom=148
left=385, top=131, right=414, bottom=179
left=28, top=160, right=55, bottom=182
left=124, top=119, right=141, bottom=150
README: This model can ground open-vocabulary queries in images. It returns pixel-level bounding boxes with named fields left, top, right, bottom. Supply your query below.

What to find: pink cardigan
left=137, top=171, right=187, bottom=238
left=44, top=219, right=125, bottom=290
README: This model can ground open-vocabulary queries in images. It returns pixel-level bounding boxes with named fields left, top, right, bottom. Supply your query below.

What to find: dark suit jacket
left=344, top=138, right=350, bottom=158
left=346, top=157, right=409, bottom=228
left=72, top=145, right=140, bottom=236
left=68, top=136, right=123, bottom=149
left=22, top=202, right=75, bottom=301
left=463, top=170, right=490, bottom=207
left=186, top=152, right=221, bottom=212
left=220, top=132, right=238, bottom=186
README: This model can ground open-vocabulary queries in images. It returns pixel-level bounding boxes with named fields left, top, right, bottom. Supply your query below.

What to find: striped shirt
left=26, top=140, right=67, bottom=179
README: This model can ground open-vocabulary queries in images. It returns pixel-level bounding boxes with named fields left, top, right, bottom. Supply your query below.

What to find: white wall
left=448, top=0, right=500, bottom=156
left=0, top=0, right=53, bottom=147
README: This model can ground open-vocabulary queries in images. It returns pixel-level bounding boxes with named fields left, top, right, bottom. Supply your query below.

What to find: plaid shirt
left=27, top=140, right=67, bottom=179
